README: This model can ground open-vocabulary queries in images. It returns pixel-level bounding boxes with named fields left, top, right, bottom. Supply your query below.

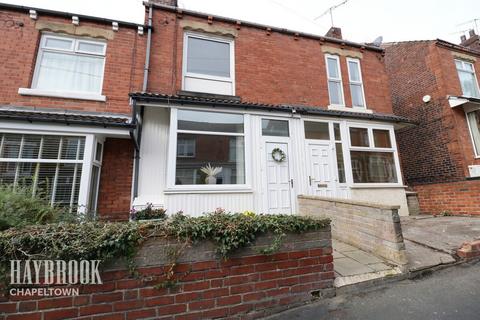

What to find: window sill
left=18, top=88, right=106, bottom=102
left=327, top=105, right=373, bottom=114
left=164, top=187, right=253, bottom=194
left=350, top=184, right=406, bottom=189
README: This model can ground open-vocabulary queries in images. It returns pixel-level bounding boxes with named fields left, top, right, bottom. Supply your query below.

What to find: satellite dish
left=372, top=36, right=383, bottom=47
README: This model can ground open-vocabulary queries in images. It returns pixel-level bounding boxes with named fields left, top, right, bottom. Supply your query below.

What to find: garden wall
left=0, top=229, right=334, bottom=319
left=298, top=195, right=408, bottom=267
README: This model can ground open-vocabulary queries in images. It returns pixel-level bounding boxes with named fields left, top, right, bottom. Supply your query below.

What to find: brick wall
left=0, top=7, right=145, bottom=115
left=0, top=228, right=334, bottom=319
left=97, top=138, right=134, bottom=221
left=147, top=7, right=394, bottom=114
left=298, top=195, right=408, bottom=266
left=413, top=179, right=480, bottom=215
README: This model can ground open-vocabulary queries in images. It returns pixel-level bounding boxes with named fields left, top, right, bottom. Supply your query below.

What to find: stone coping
left=298, top=195, right=401, bottom=210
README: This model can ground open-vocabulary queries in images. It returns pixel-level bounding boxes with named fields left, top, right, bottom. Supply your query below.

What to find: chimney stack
left=325, top=27, right=342, bottom=40
left=150, top=0, right=178, bottom=7
left=460, top=29, right=480, bottom=52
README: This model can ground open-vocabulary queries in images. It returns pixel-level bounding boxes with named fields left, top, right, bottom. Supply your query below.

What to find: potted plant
left=130, top=203, right=167, bottom=222
left=200, top=163, right=222, bottom=184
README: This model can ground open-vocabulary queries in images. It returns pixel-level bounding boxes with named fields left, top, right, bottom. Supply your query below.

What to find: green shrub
left=0, top=185, right=74, bottom=230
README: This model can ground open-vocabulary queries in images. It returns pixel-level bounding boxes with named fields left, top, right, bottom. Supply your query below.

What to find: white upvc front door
left=263, top=140, right=294, bottom=214
left=307, top=142, right=336, bottom=197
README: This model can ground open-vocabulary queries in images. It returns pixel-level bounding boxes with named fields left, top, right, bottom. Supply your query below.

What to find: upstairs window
left=347, top=58, right=366, bottom=108
left=33, top=34, right=106, bottom=95
left=183, top=33, right=235, bottom=96
left=325, top=55, right=345, bottom=106
left=455, top=60, right=480, bottom=98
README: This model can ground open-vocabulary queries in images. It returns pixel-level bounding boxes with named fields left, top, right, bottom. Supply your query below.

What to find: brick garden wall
left=0, top=229, right=334, bottom=319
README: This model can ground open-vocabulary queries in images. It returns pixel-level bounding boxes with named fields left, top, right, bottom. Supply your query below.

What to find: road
left=270, top=262, right=480, bottom=320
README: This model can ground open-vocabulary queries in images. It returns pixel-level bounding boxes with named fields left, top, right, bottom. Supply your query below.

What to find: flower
left=200, top=163, right=223, bottom=177
left=243, top=211, right=256, bottom=217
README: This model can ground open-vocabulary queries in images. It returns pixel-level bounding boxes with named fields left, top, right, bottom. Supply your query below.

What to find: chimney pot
left=469, top=29, right=476, bottom=37
left=461, top=35, right=467, bottom=43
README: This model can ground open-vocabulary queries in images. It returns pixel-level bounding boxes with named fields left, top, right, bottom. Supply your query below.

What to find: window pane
left=95, top=142, right=103, bottom=162
left=44, top=37, right=73, bottom=50
left=175, top=133, right=245, bottom=185
left=88, top=165, right=100, bottom=214
left=0, top=162, right=17, bottom=185
left=467, top=110, right=480, bottom=155
left=177, top=137, right=196, bottom=157
left=21, top=135, right=42, bottom=159
left=349, top=127, right=369, bottom=147
left=350, top=84, right=364, bottom=107
left=42, top=136, right=62, bottom=159
left=335, top=143, right=346, bottom=183
left=455, top=60, right=463, bottom=69
left=350, top=151, right=398, bottom=183
left=77, top=41, right=105, bottom=55
left=348, top=60, right=361, bottom=82
left=328, top=81, right=343, bottom=105
left=458, top=70, right=480, bottom=97
left=262, top=119, right=289, bottom=137
left=327, top=57, right=339, bottom=78
left=334, top=123, right=341, bottom=141
left=304, top=121, right=329, bottom=140
left=177, top=110, right=244, bottom=133
left=373, top=129, right=392, bottom=148
left=36, top=51, right=104, bottom=93
left=61, top=137, right=84, bottom=160
left=187, top=37, right=230, bottom=77
left=0, top=134, right=22, bottom=158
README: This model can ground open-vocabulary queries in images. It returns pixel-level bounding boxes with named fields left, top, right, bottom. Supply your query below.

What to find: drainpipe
left=132, top=4, right=153, bottom=201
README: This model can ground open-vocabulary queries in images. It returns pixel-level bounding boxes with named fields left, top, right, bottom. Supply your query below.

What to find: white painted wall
left=350, top=187, right=410, bottom=216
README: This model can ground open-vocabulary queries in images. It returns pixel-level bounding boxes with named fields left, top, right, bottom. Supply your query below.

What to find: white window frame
left=455, top=59, right=480, bottom=98
left=19, top=33, right=107, bottom=101
left=0, top=131, right=103, bottom=214
left=346, top=57, right=367, bottom=109
left=182, top=32, right=236, bottom=95
left=346, top=123, right=403, bottom=187
left=466, top=109, right=480, bottom=158
left=325, top=54, right=345, bottom=107
left=166, top=107, right=251, bottom=192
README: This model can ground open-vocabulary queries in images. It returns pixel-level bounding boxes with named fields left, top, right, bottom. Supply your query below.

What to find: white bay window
left=168, top=109, right=249, bottom=189
left=0, top=132, right=103, bottom=213
left=348, top=126, right=400, bottom=184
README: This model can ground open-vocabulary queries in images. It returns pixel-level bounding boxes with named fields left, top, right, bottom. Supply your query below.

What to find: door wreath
left=271, top=148, right=286, bottom=162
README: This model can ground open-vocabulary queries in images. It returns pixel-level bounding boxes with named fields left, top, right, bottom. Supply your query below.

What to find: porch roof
left=130, top=92, right=415, bottom=125
left=0, top=106, right=134, bottom=128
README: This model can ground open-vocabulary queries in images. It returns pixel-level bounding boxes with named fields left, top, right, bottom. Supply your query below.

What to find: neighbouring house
left=129, top=0, right=413, bottom=217
left=384, top=33, right=480, bottom=215
left=0, top=3, right=146, bottom=220
left=0, top=1, right=413, bottom=220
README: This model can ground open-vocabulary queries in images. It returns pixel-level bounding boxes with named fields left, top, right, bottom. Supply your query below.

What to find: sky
left=2, top=0, right=479, bottom=44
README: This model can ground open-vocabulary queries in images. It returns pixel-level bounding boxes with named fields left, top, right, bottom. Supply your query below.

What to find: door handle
left=309, top=176, right=313, bottom=186
left=317, top=183, right=328, bottom=188
left=290, top=179, right=294, bottom=188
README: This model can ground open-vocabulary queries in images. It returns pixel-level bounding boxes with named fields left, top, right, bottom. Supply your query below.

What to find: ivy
left=0, top=212, right=330, bottom=285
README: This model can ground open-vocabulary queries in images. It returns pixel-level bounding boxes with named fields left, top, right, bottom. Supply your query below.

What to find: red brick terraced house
left=384, top=33, right=480, bottom=215
left=0, top=0, right=414, bottom=220
left=128, top=0, right=413, bottom=217
left=0, top=3, right=146, bottom=220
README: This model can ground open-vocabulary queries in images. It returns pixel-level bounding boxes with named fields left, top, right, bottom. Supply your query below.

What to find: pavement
left=268, top=261, right=480, bottom=320
left=333, top=240, right=401, bottom=287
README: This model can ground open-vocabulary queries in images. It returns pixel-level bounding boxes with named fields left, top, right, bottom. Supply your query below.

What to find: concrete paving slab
left=333, top=241, right=358, bottom=252
left=402, top=216, right=480, bottom=254
left=342, top=250, right=384, bottom=265
left=334, top=257, right=374, bottom=276
left=369, top=262, right=392, bottom=272
left=333, top=251, right=345, bottom=258
left=405, top=239, right=455, bottom=272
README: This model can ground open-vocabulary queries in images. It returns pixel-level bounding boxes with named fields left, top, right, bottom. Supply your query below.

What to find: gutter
left=131, top=4, right=153, bottom=200
left=147, top=1, right=384, bottom=53
left=0, top=2, right=147, bottom=29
